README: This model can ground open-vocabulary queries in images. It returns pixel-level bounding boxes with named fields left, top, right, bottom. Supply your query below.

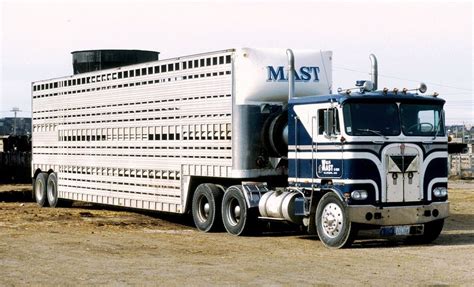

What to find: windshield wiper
left=357, top=128, right=388, bottom=139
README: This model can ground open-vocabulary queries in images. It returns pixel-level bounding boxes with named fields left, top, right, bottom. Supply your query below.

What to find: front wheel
left=315, top=192, right=357, bottom=248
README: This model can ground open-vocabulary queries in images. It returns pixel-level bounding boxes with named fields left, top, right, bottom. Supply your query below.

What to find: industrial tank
left=72, top=49, right=159, bottom=74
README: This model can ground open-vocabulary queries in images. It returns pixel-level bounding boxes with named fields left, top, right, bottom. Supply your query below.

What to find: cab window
left=318, top=108, right=340, bottom=136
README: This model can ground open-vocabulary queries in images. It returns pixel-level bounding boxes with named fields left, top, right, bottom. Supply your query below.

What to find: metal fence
left=449, top=153, right=474, bottom=179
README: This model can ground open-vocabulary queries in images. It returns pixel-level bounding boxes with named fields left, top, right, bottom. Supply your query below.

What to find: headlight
left=433, top=187, right=448, bottom=197
left=351, top=190, right=368, bottom=200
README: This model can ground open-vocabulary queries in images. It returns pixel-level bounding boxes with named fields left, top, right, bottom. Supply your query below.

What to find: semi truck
left=31, top=48, right=448, bottom=248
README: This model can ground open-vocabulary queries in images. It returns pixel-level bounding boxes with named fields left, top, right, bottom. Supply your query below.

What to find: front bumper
left=348, top=201, right=449, bottom=226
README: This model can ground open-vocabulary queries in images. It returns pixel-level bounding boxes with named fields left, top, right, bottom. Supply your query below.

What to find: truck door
left=315, top=108, right=343, bottom=179
left=291, top=104, right=343, bottom=182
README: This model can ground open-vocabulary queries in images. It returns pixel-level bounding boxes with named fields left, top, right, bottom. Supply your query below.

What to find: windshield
left=343, top=103, right=401, bottom=136
left=400, top=104, right=445, bottom=136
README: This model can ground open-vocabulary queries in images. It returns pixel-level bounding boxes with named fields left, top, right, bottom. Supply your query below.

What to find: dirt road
left=0, top=183, right=473, bottom=286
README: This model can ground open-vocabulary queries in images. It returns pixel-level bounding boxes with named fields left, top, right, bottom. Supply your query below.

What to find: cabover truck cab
left=285, top=89, right=448, bottom=248
left=31, top=48, right=448, bottom=248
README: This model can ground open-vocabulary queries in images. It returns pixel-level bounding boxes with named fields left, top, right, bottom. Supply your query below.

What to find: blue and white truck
left=32, top=48, right=448, bottom=248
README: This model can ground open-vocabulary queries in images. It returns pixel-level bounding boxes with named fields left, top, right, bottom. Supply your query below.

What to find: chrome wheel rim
left=227, top=198, right=241, bottom=226
left=197, top=195, right=210, bottom=222
left=321, top=203, right=344, bottom=238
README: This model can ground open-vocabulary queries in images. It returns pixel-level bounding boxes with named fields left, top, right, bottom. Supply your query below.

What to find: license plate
left=394, top=225, right=410, bottom=235
left=380, top=225, right=423, bottom=236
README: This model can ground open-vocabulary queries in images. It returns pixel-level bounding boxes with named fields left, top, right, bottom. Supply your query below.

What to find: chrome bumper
left=348, top=201, right=449, bottom=226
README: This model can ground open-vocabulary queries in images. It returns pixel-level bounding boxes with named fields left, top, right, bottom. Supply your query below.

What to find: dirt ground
left=0, top=182, right=473, bottom=286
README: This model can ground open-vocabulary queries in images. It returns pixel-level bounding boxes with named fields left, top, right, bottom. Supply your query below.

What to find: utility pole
left=10, top=107, right=20, bottom=136
left=462, top=121, right=465, bottom=143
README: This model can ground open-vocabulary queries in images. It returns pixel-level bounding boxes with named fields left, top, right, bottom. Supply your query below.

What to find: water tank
left=72, top=49, right=160, bottom=74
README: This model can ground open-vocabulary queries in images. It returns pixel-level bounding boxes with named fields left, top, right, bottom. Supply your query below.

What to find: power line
left=333, top=66, right=472, bottom=92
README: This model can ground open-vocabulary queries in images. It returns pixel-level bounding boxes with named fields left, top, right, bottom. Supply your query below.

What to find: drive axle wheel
left=34, top=172, right=48, bottom=207
left=221, top=185, right=256, bottom=236
left=315, top=192, right=357, bottom=248
left=192, top=183, right=223, bottom=232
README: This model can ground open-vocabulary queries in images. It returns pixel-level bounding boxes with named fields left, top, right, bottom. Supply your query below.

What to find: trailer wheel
left=222, top=185, right=256, bottom=236
left=34, top=172, right=48, bottom=207
left=406, top=219, right=444, bottom=245
left=315, top=192, right=357, bottom=248
left=192, top=183, right=223, bottom=232
left=47, top=173, right=59, bottom=208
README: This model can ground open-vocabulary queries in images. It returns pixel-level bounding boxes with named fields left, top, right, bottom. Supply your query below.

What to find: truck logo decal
left=266, top=66, right=321, bottom=82
left=317, top=159, right=342, bottom=177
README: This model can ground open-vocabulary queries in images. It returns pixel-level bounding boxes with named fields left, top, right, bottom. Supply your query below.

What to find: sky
left=0, top=0, right=472, bottom=125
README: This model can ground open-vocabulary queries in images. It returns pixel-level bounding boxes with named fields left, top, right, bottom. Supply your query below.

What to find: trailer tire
left=222, top=185, right=256, bottom=236
left=406, top=219, right=444, bottom=245
left=47, top=173, right=59, bottom=208
left=34, top=172, right=48, bottom=207
left=315, top=192, right=357, bottom=248
left=192, top=183, right=223, bottom=232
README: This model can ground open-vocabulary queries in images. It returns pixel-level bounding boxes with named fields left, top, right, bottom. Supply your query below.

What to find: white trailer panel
left=32, top=48, right=331, bottom=214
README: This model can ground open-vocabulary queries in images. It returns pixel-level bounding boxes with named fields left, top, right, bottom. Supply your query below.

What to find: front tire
left=315, top=192, right=357, bottom=248
left=192, top=183, right=223, bottom=232
left=406, top=219, right=444, bottom=245
left=34, top=172, right=48, bottom=207
left=221, top=185, right=256, bottom=236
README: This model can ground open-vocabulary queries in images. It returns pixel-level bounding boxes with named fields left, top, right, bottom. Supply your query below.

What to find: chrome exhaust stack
left=369, top=54, right=378, bottom=91
left=286, top=49, right=295, bottom=100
